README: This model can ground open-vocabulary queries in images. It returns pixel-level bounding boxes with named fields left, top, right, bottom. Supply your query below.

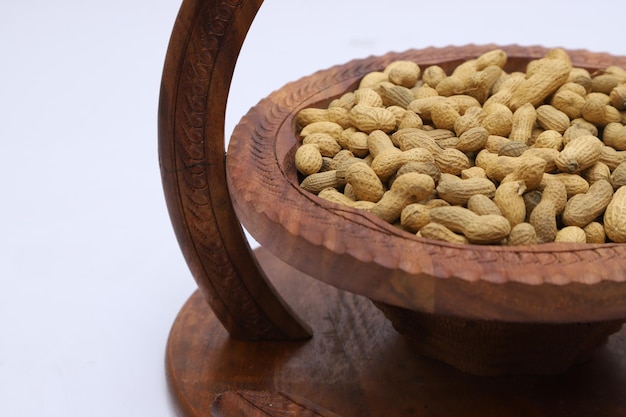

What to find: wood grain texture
left=158, top=0, right=311, bottom=340
left=226, top=45, right=626, bottom=323
left=166, top=248, right=626, bottom=417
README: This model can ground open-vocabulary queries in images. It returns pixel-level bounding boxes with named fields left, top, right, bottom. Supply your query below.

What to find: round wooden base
left=166, top=248, right=626, bottom=417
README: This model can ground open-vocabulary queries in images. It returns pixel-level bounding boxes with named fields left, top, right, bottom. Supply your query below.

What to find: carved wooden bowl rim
left=227, top=44, right=626, bottom=323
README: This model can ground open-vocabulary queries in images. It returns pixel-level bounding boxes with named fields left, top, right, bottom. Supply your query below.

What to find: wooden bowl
left=226, top=44, right=626, bottom=375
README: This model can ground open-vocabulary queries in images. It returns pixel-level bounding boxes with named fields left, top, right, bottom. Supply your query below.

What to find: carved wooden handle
left=158, top=0, right=311, bottom=340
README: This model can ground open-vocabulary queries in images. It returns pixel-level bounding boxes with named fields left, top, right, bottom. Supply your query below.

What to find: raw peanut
left=544, top=48, right=573, bottom=68
left=426, top=128, right=456, bottom=141
left=555, top=135, right=603, bottom=173
left=400, top=203, right=432, bottom=232
left=359, top=72, right=388, bottom=89
left=507, top=222, right=538, bottom=246
left=430, top=101, right=461, bottom=130
left=562, top=179, right=613, bottom=227
left=609, top=85, right=626, bottom=110
left=603, top=122, right=626, bottom=151
left=536, top=105, right=570, bottom=133
left=371, top=173, right=435, bottom=223
left=407, top=96, right=449, bottom=121
left=544, top=173, right=590, bottom=198
left=498, top=141, right=529, bottom=157
left=478, top=153, right=518, bottom=182
left=456, top=126, right=489, bottom=153
left=483, top=135, right=512, bottom=153
left=529, top=176, right=567, bottom=243
left=379, top=84, right=415, bottom=108
left=295, top=143, right=323, bottom=175
left=398, top=110, right=424, bottom=129
left=433, top=148, right=471, bottom=175
left=445, top=95, right=480, bottom=114
left=454, top=106, right=485, bottom=136
left=556, top=81, right=587, bottom=97
left=567, top=67, right=593, bottom=93
left=562, top=125, right=591, bottom=146
left=302, top=132, right=341, bottom=157
left=509, top=57, right=570, bottom=110
left=330, top=149, right=356, bottom=169
left=296, top=108, right=331, bottom=127
left=605, top=186, right=626, bottom=242
left=481, top=103, right=513, bottom=136
left=461, top=166, right=487, bottom=179
left=419, top=222, right=469, bottom=244
left=501, top=156, right=546, bottom=191
left=581, top=93, right=622, bottom=126
left=371, top=147, right=434, bottom=181
left=532, top=129, right=563, bottom=150
left=475, top=48, right=507, bottom=70
left=344, top=183, right=356, bottom=200
left=434, top=136, right=459, bottom=149
left=345, top=162, right=385, bottom=202
left=354, top=87, right=384, bottom=107
left=329, top=92, right=356, bottom=110
left=384, top=60, right=421, bottom=88
left=551, top=89, right=586, bottom=119
left=320, top=157, right=334, bottom=172
left=436, top=173, right=496, bottom=205
left=338, top=128, right=369, bottom=157
left=429, top=206, right=511, bottom=244
left=328, top=107, right=352, bottom=128
left=520, top=147, right=560, bottom=173
left=318, top=187, right=358, bottom=207
left=591, top=73, right=620, bottom=94
left=583, top=221, right=606, bottom=244
left=570, top=118, right=599, bottom=136
left=494, top=180, right=527, bottom=227
left=412, top=83, right=439, bottom=99
left=582, top=161, right=611, bottom=184
left=300, top=170, right=340, bottom=194
left=335, top=156, right=365, bottom=186
left=393, top=160, right=441, bottom=184
left=436, top=75, right=467, bottom=97
left=523, top=190, right=542, bottom=221
left=605, top=65, right=626, bottom=83
left=421, top=65, right=447, bottom=89
left=394, top=128, right=469, bottom=175
left=367, top=130, right=395, bottom=157
left=492, top=71, right=525, bottom=94
left=300, top=121, right=344, bottom=139
left=467, top=193, right=502, bottom=216
left=349, top=104, right=396, bottom=133
left=555, top=226, right=587, bottom=243
left=610, top=162, right=626, bottom=189
left=393, top=128, right=435, bottom=151
left=451, top=57, right=479, bottom=80
left=599, top=145, right=626, bottom=170
left=385, top=105, right=408, bottom=125
left=464, top=65, right=503, bottom=103
left=509, top=103, right=537, bottom=144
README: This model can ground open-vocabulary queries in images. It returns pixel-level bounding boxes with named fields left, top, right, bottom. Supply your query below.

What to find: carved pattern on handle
left=159, top=0, right=311, bottom=340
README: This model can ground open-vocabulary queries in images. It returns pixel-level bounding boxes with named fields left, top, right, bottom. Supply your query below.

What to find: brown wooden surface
left=166, top=247, right=626, bottom=417
left=226, top=44, right=626, bottom=324
left=158, top=0, right=310, bottom=340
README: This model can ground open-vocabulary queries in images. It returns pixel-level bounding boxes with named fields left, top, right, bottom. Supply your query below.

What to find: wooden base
left=166, top=248, right=626, bottom=417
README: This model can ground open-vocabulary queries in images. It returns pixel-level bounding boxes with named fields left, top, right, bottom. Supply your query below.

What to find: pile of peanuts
left=294, top=48, right=626, bottom=245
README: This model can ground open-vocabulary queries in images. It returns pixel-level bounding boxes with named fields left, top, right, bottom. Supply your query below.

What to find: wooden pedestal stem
left=158, top=0, right=310, bottom=341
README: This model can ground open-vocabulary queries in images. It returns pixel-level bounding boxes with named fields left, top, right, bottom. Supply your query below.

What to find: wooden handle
left=158, top=0, right=311, bottom=340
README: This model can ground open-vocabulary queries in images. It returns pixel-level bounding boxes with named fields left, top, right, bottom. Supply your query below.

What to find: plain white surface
left=1, top=1, right=625, bottom=416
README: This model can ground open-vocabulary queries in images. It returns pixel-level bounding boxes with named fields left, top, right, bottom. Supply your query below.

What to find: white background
left=1, top=1, right=625, bottom=416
